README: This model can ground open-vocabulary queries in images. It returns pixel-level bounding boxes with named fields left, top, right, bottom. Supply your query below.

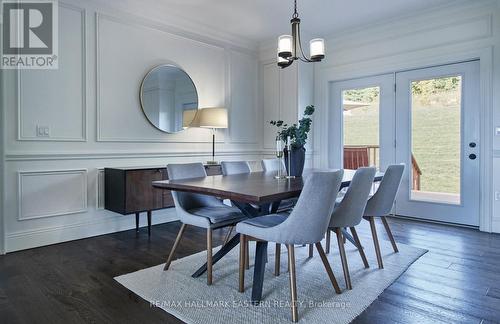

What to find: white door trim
left=318, top=46, right=494, bottom=232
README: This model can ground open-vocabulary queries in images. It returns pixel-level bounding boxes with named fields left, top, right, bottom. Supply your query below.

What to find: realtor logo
left=1, top=0, right=58, bottom=69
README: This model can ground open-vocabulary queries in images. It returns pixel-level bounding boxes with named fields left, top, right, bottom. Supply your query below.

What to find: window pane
left=410, top=76, right=461, bottom=204
left=342, top=87, right=380, bottom=169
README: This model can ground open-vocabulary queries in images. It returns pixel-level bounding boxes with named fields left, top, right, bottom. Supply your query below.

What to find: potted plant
left=269, top=105, right=315, bottom=177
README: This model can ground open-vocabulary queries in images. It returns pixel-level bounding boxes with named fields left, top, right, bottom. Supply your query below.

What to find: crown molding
left=78, top=0, right=258, bottom=53
left=323, top=0, right=496, bottom=43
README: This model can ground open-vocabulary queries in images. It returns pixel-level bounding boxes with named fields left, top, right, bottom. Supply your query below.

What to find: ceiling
left=117, top=0, right=459, bottom=44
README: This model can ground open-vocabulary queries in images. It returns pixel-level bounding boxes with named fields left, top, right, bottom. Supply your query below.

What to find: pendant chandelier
left=277, top=0, right=325, bottom=68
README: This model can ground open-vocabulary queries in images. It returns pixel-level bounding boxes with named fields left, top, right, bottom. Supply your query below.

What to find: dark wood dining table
left=152, top=169, right=384, bottom=303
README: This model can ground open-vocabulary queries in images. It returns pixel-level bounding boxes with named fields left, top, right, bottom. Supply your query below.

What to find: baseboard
left=389, top=214, right=480, bottom=230
left=5, top=209, right=179, bottom=253
left=492, top=218, right=500, bottom=234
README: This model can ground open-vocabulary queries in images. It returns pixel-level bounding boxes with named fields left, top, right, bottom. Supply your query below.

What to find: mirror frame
left=139, top=64, right=199, bottom=133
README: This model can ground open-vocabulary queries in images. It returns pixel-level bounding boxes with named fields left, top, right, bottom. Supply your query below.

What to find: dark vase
left=284, top=146, right=306, bottom=177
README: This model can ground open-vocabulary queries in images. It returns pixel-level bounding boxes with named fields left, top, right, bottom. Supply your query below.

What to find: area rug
left=115, top=238, right=426, bottom=323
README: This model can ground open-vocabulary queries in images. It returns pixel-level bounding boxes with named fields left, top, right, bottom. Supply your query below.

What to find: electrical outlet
left=36, top=125, right=50, bottom=137
left=495, top=191, right=500, bottom=201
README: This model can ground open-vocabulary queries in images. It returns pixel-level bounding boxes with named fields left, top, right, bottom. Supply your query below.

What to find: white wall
left=313, top=0, right=500, bottom=232
left=0, top=0, right=262, bottom=252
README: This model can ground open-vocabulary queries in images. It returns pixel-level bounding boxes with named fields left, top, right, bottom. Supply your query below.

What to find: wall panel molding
left=95, top=12, right=231, bottom=143
left=5, top=149, right=265, bottom=161
left=227, top=50, right=259, bottom=144
left=18, top=169, right=88, bottom=220
left=97, top=168, right=105, bottom=210
left=17, top=4, right=87, bottom=142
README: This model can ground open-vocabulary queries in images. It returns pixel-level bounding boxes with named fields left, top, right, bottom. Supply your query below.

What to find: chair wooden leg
left=381, top=216, right=399, bottom=253
left=335, top=228, right=352, bottom=290
left=207, top=228, right=213, bottom=285
left=275, top=243, right=281, bottom=276
left=245, top=239, right=250, bottom=270
left=223, top=226, right=234, bottom=245
left=315, top=242, right=341, bottom=294
left=369, top=217, right=384, bottom=269
left=325, top=229, right=331, bottom=254
left=308, top=244, right=314, bottom=258
left=286, top=244, right=299, bottom=323
left=349, top=227, right=369, bottom=268
left=164, top=224, right=187, bottom=270
left=239, top=234, right=245, bottom=292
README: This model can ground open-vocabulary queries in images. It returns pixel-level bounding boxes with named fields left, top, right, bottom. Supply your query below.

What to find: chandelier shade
left=278, top=35, right=293, bottom=58
left=309, top=38, right=325, bottom=61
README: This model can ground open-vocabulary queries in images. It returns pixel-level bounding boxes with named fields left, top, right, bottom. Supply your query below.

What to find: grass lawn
left=344, top=103, right=461, bottom=194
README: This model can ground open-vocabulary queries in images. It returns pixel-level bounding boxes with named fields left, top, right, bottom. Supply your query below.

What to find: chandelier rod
left=296, top=23, right=313, bottom=62
left=293, top=0, right=298, bottom=18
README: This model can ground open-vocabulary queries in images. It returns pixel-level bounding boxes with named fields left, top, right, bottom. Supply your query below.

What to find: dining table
left=152, top=168, right=384, bottom=303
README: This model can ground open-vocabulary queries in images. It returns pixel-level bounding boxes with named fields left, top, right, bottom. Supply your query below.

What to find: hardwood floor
left=1, top=217, right=499, bottom=323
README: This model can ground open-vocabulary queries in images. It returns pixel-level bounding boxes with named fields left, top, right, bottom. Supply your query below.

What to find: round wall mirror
left=140, top=64, right=198, bottom=133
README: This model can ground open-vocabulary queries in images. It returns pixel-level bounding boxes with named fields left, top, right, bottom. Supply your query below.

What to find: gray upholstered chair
left=236, top=170, right=344, bottom=322
left=261, top=158, right=285, bottom=172
left=326, top=167, right=376, bottom=290
left=163, top=163, right=248, bottom=285
left=363, top=164, right=405, bottom=269
left=261, top=158, right=296, bottom=212
left=221, top=161, right=251, bottom=176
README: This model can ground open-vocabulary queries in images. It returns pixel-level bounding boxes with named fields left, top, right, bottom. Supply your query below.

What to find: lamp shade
left=278, top=35, right=293, bottom=58
left=310, top=38, right=325, bottom=61
left=191, top=108, right=228, bottom=129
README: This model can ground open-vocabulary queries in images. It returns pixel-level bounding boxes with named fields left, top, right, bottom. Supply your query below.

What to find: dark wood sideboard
left=104, top=164, right=222, bottom=235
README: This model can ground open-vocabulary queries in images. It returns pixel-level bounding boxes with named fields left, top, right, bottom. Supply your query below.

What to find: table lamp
left=191, top=107, right=228, bottom=164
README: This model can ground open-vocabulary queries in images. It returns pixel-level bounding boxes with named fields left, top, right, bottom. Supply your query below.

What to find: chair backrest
left=270, top=170, right=344, bottom=244
left=166, top=163, right=220, bottom=213
left=364, top=164, right=404, bottom=217
left=330, top=167, right=376, bottom=228
left=261, top=158, right=285, bottom=172
left=167, top=162, right=206, bottom=180
left=221, top=161, right=251, bottom=176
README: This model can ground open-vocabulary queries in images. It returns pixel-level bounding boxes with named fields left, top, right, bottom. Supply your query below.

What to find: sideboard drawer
left=125, top=169, right=164, bottom=212
left=105, top=167, right=167, bottom=215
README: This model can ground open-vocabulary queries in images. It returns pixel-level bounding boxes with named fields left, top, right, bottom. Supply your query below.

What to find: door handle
left=469, top=153, right=477, bottom=160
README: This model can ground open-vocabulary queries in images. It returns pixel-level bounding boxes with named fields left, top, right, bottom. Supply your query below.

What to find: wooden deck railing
left=344, top=145, right=422, bottom=190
